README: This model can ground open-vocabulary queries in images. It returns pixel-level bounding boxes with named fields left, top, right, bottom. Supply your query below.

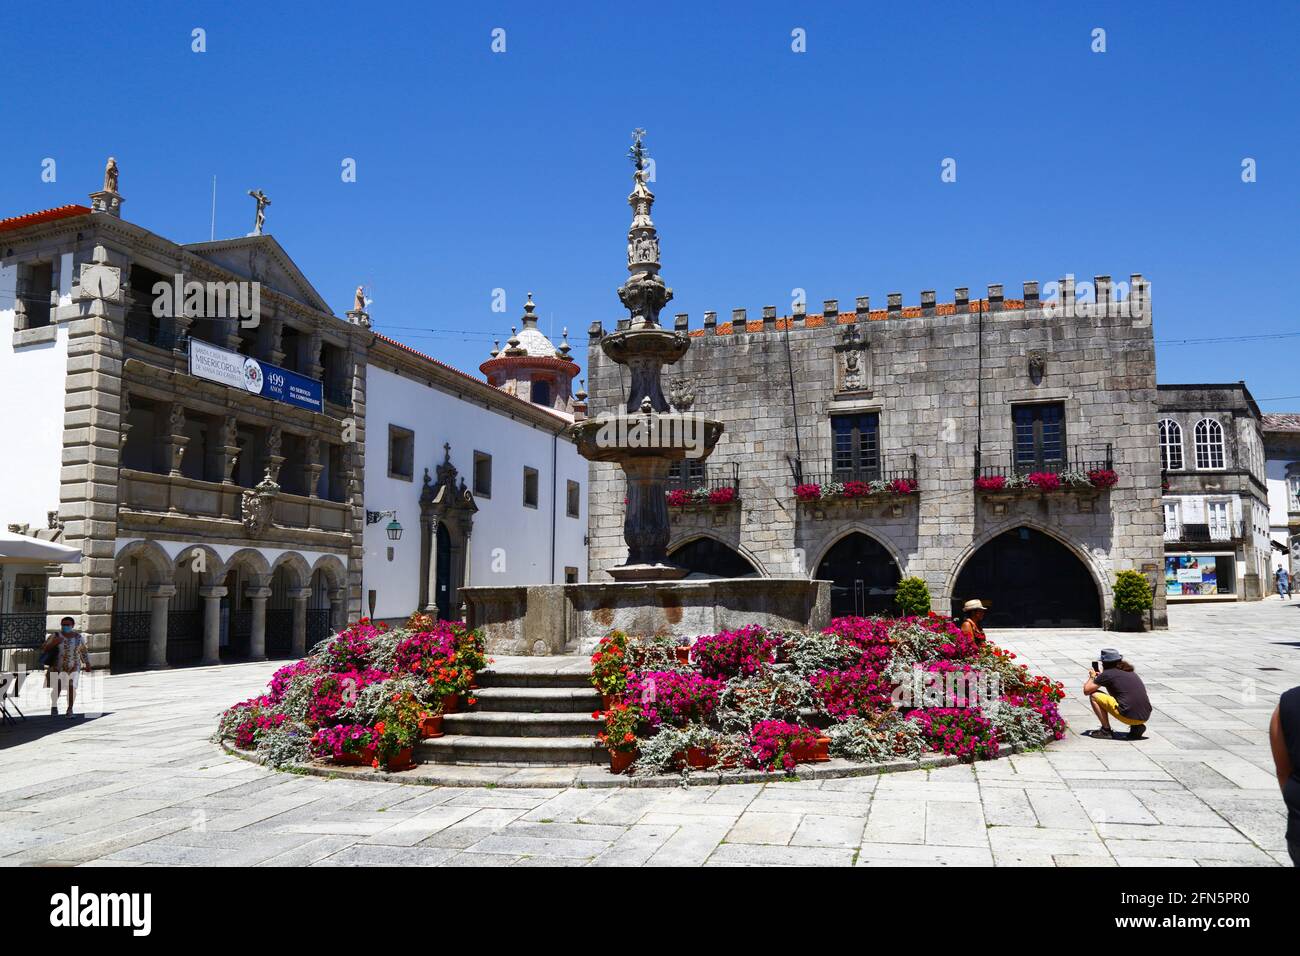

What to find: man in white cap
left=1083, top=648, right=1152, bottom=740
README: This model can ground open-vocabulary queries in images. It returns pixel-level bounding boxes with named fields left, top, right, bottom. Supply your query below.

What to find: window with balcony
left=1013, top=402, right=1066, bottom=472
left=668, top=458, right=706, bottom=486
left=388, top=425, right=414, bottom=481
left=1194, top=418, right=1225, bottom=470
left=1159, top=419, right=1184, bottom=471
left=831, top=412, right=880, bottom=480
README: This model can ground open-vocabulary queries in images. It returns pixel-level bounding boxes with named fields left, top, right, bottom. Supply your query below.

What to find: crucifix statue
left=247, top=189, right=271, bottom=235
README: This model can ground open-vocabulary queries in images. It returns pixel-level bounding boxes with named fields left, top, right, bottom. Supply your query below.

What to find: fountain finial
left=617, top=128, right=673, bottom=326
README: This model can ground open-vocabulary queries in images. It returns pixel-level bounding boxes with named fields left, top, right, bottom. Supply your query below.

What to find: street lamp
left=385, top=518, right=403, bottom=541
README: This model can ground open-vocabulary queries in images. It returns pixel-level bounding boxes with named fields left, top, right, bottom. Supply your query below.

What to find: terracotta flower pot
left=675, top=645, right=691, bottom=665
left=334, top=745, right=376, bottom=766
left=600, top=693, right=614, bottom=711
left=441, top=692, right=460, bottom=714
left=791, top=736, right=831, bottom=763
left=378, top=747, right=414, bottom=772
left=419, top=714, right=444, bottom=739
left=608, top=748, right=637, bottom=775
left=680, top=746, right=718, bottom=770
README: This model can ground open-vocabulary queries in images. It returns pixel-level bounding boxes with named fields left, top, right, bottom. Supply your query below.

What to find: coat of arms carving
left=833, top=326, right=871, bottom=394
left=241, top=471, right=280, bottom=537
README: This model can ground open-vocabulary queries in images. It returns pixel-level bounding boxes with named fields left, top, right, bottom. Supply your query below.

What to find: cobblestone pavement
left=2, top=600, right=1297, bottom=867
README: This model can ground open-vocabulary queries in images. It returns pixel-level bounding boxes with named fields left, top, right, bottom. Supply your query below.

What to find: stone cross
left=247, top=189, right=271, bottom=236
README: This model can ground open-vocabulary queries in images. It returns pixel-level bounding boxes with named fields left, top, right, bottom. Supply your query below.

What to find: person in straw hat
left=960, top=599, right=988, bottom=643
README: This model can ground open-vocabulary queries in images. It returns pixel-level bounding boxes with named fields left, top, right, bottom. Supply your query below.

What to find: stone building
left=0, top=165, right=586, bottom=670
left=1262, top=412, right=1300, bottom=585
left=585, top=257, right=1166, bottom=627
left=1157, top=383, right=1271, bottom=603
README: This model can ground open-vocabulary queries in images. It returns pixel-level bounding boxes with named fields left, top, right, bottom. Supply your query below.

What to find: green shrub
left=894, top=576, right=932, bottom=616
left=1113, top=569, right=1153, bottom=614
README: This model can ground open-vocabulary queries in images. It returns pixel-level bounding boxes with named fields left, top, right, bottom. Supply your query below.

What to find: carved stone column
left=424, top=517, right=440, bottom=616
left=163, top=403, right=189, bottom=479
left=246, top=585, right=271, bottom=660
left=146, top=584, right=176, bottom=669
left=198, top=585, right=226, bottom=665
left=458, top=528, right=472, bottom=620
left=289, top=586, right=310, bottom=657
left=305, top=437, right=323, bottom=499
left=266, top=313, right=285, bottom=367
left=306, top=331, right=324, bottom=381
left=328, top=587, right=346, bottom=631
left=263, top=424, right=284, bottom=484
left=219, top=416, right=241, bottom=484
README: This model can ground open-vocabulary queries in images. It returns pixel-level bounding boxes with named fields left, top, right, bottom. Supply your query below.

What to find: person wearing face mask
left=41, top=617, right=89, bottom=717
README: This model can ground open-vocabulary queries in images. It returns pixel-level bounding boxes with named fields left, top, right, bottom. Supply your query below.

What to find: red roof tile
left=0, top=204, right=92, bottom=234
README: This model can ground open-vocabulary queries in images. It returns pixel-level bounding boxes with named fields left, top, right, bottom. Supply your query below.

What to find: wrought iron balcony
left=793, top=454, right=918, bottom=490
left=974, top=444, right=1113, bottom=481
left=666, top=461, right=740, bottom=505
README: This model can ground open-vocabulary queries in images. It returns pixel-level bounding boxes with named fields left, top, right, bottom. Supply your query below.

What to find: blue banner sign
left=189, top=338, right=323, bottom=413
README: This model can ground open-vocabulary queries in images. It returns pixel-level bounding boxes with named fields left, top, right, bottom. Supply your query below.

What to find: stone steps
left=442, top=710, right=603, bottom=738
left=470, top=686, right=602, bottom=714
left=417, top=735, right=605, bottom=766
left=419, top=656, right=605, bottom=766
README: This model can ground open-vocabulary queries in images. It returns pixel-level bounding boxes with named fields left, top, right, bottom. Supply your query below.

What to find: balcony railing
left=666, top=461, right=739, bottom=496
left=1164, top=520, right=1244, bottom=545
left=795, top=454, right=918, bottom=489
left=119, top=469, right=352, bottom=535
left=974, top=444, right=1113, bottom=481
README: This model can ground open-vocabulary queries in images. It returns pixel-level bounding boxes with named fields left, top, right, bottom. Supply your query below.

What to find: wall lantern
left=365, top=509, right=403, bottom=541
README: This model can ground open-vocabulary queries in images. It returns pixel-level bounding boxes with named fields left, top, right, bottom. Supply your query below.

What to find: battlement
left=588, top=274, right=1148, bottom=340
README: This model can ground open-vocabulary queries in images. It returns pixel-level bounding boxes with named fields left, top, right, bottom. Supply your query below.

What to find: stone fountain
left=462, top=132, right=829, bottom=655
left=569, top=131, right=722, bottom=581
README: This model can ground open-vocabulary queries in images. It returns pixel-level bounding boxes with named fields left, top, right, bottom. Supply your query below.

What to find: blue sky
left=4, top=1, right=1298, bottom=406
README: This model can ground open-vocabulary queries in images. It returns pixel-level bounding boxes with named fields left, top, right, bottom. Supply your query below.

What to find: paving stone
left=705, top=842, right=854, bottom=867
left=791, top=814, right=867, bottom=848
left=725, top=811, right=801, bottom=846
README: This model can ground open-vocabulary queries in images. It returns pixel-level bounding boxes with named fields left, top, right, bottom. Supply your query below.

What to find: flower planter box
left=791, top=736, right=831, bottom=763
left=608, top=748, right=637, bottom=775
left=419, top=714, right=444, bottom=739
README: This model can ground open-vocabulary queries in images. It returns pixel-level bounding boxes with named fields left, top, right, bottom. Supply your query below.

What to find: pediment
left=182, top=235, right=332, bottom=314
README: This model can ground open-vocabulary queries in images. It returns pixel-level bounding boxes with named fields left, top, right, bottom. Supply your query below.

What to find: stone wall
left=586, top=281, right=1166, bottom=628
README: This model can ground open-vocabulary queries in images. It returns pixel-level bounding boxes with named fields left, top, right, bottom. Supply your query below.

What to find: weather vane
left=628, top=128, right=648, bottom=171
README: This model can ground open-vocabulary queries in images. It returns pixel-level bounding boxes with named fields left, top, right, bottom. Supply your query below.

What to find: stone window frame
left=1010, top=399, right=1068, bottom=471
left=473, top=451, right=492, bottom=498
left=566, top=479, right=580, bottom=518
left=1159, top=418, right=1184, bottom=471
left=522, top=466, right=539, bottom=509
left=387, top=424, right=415, bottom=481
left=564, top=566, right=579, bottom=584
left=1193, top=418, right=1226, bottom=471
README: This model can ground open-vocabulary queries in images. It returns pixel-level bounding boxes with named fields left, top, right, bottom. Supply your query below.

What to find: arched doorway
left=815, top=533, right=901, bottom=617
left=668, top=538, right=757, bottom=578
left=952, top=526, right=1101, bottom=627
left=306, top=569, right=331, bottom=650
left=266, top=566, right=295, bottom=658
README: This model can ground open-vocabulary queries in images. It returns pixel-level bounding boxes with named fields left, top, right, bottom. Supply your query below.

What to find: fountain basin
left=462, top=577, right=831, bottom=656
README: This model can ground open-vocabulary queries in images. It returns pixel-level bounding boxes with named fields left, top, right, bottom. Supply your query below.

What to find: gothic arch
left=809, top=525, right=907, bottom=578
left=667, top=533, right=764, bottom=578
left=947, top=521, right=1106, bottom=627
left=811, top=529, right=905, bottom=618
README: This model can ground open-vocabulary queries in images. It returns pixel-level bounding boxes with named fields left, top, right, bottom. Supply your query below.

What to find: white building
left=0, top=167, right=587, bottom=669
left=1263, top=412, right=1300, bottom=588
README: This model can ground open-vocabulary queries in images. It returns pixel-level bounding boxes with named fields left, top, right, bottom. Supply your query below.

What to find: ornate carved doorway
left=419, top=444, right=478, bottom=620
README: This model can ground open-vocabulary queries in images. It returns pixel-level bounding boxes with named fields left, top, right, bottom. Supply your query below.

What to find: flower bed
left=591, top=612, right=1066, bottom=777
left=215, top=614, right=490, bottom=771
left=794, top=478, right=918, bottom=502
left=667, top=486, right=738, bottom=507
left=975, top=469, right=1117, bottom=492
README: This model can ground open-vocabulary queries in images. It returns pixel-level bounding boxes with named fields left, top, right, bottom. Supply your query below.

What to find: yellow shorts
left=1092, top=692, right=1144, bottom=726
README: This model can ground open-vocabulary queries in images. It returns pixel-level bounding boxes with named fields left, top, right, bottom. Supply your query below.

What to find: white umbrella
left=0, top=529, right=81, bottom=564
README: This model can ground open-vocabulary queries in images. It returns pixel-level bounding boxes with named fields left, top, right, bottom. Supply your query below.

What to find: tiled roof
left=687, top=299, right=1029, bottom=337
left=1262, top=412, right=1300, bottom=432
left=370, top=332, right=572, bottom=425
left=0, top=204, right=92, bottom=234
